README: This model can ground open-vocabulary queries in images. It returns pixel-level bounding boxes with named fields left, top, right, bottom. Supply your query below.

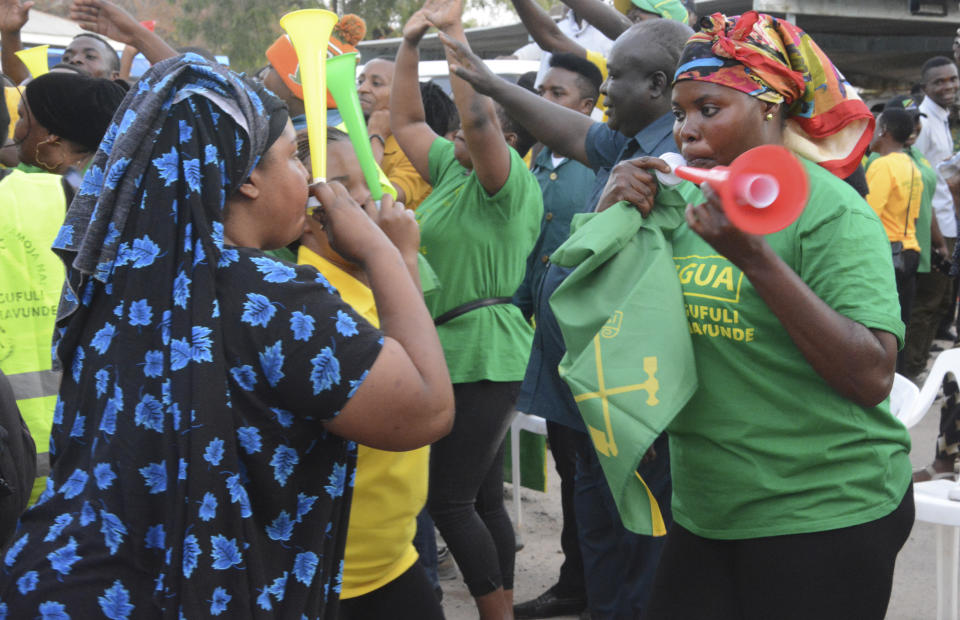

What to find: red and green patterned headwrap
left=673, top=11, right=874, bottom=179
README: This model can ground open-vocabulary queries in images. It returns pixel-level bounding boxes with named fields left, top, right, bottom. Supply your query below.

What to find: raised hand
left=0, top=0, right=32, bottom=34
left=422, top=0, right=462, bottom=32
left=70, top=0, right=142, bottom=46
left=402, top=10, right=431, bottom=45
left=438, top=32, right=499, bottom=96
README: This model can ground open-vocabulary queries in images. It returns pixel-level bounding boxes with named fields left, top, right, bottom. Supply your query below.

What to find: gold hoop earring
left=35, top=141, right=63, bottom=172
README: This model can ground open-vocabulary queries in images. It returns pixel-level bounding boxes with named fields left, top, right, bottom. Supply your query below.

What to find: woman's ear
left=503, top=131, right=518, bottom=149
left=235, top=167, right=262, bottom=200
left=760, top=100, right=784, bottom=122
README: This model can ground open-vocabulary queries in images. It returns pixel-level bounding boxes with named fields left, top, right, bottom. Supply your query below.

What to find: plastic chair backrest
left=890, top=373, right=919, bottom=424
left=898, top=349, right=960, bottom=429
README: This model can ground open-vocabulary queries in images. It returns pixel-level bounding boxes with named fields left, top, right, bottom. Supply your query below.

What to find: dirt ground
left=438, top=337, right=957, bottom=620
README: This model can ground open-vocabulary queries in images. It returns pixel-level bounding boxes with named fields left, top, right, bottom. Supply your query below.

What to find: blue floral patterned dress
left=0, top=57, right=382, bottom=619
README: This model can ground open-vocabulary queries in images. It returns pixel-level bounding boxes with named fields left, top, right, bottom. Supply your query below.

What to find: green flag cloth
left=503, top=428, right=548, bottom=492
left=549, top=189, right=698, bottom=536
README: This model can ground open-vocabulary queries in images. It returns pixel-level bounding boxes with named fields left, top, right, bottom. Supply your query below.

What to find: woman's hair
left=24, top=72, right=127, bottom=152
left=878, top=109, right=916, bottom=144
left=420, top=80, right=459, bottom=137
left=295, top=127, right=350, bottom=164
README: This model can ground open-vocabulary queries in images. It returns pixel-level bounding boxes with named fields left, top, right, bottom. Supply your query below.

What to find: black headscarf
left=25, top=72, right=128, bottom=152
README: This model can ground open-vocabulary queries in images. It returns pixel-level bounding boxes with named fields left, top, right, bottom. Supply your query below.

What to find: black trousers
left=337, top=562, right=444, bottom=620
left=545, top=420, right=586, bottom=596
left=895, top=249, right=920, bottom=373
left=428, top=381, right=519, bottom=597
left=642, top=484, right=914, bottom=620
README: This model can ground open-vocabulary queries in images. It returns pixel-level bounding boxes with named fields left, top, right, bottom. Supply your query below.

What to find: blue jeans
left=413, top=508, right=439, bottom=591
left=574, top=432, right=671, bottom=619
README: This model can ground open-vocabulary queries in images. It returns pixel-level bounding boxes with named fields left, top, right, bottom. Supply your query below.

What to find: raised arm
left=427, top=0, right=510, bottom=195
left=390, top=10, right=438, bottom=182
left=315, top=183, right=454, bottom=450
left=510, top=0, right=586, bottom=57
left=0, top=0, right=33, bottom=84
left=70, top=0, right=177, bottom=65
left=441, top=33, right=595, bottom=165
left=560, top=0, right=630, bottom=42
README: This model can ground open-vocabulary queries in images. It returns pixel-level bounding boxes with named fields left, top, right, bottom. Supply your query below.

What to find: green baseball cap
left=614, top=0, right=687, bottom=22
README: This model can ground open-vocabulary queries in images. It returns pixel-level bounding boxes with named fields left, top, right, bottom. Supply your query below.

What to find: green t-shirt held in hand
left=416, top=138, right=542, bottom=383
left=668, top=158, right=912, bottom=540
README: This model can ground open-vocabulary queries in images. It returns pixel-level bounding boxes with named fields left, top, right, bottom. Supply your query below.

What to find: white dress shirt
left=534, top=10, right=614, bottom=87
left=916, top=96, right=957, bottom=237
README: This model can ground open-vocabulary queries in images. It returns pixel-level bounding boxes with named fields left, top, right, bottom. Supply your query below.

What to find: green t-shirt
left=909, top=146, right=938, bottom=273
left=416, top=138, right=542, bottom=383
left=667, top=159, right=912, bottom=539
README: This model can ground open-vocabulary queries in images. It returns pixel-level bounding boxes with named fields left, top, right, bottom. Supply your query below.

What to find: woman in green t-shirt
left=391, top=1, right=543, bottom=618
left=622, top=12, right=914, bottom=619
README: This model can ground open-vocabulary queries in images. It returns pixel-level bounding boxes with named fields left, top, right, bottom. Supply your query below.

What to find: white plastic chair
left=890, top=372, right=920, bottom=424
left=898, top=349, right=960, bottom=428
left=900, top=349, right=960, bottom=620
left=510, top=410, right=547, bottom=530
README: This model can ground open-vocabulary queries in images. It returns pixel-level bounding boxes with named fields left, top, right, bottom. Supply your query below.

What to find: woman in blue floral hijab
left=0, top=55, right=453, bottom=619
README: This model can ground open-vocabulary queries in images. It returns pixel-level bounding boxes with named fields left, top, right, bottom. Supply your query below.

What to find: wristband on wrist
left=370, top=134, right=385, bottom=147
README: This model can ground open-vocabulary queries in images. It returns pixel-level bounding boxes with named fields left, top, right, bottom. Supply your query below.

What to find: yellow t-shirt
left=297, top=246, right=430, bottom=599
left=585, top=49, right=608, bottom=118
left=865, top=151, right=922, bottom=252
left=382, top=135, right=433, bottom=210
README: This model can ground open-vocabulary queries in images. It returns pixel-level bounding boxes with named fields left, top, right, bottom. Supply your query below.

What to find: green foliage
left=174, top=0, right=317, bottom=73
left=168, top=0, right=550, bottom=71
left=339, top=0, right=422, bottom=39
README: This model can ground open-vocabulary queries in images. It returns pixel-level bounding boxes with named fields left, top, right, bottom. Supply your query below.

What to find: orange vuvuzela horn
left=656, top=145, right=809, bottom=235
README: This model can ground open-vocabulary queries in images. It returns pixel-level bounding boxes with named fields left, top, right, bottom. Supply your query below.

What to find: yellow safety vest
left=0, top=169, right=67, bottom=503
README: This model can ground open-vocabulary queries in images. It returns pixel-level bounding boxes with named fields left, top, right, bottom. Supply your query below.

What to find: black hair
left=420, top=80, right=459, bottom=137
left=548, top=52, right=603, bottom=102
left=496, top=96, right=536, bottom=158
left=516, top=70, right=537, bottom=91
left=25, top=72, right=127, bottom=152
left=295, top=127, right=349, bottom=164
left=879, top=108, right=916, bottom=144
left=72, top=33, right=121, bottom=72
left=922, top=56, right=956, bottom=82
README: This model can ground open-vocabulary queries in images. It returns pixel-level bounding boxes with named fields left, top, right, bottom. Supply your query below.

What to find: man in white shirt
left=904, top=56, right=959, bottom=383
left=534, top=8, right=614, bottom=87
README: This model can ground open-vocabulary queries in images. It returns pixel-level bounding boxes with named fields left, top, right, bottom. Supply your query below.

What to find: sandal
left=913, top=464, right=956, bottom=482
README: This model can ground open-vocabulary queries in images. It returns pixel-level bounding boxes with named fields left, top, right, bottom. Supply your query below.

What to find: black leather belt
left=433, top=297, right=514, bottom=327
